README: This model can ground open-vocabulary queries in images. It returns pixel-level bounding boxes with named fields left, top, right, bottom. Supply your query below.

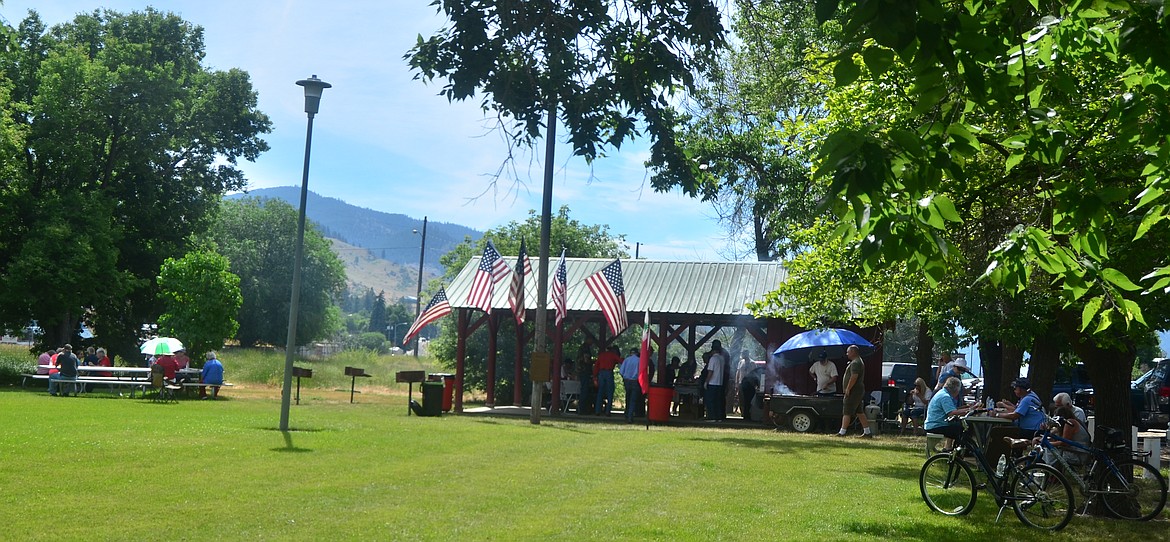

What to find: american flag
left=507, top=240, right=531, bottom=325
left=402, top=287, right=451, bottom=344
left=467, top=241, right=510, bottom=313
left=551, top=248, right=568, bottom=326
left=585, top=259, right=627, bottom=335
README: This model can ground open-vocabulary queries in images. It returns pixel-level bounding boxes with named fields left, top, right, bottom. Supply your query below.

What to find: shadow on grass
left=468, top=416, right=602, bottom=435
left=270, top=430, right=314, bottom=453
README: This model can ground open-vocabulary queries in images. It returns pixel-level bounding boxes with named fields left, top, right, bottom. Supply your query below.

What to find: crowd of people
left=924, top=373, right=1095, bottom=468
left=40, top=342, right=225, bottom=399
left=561, top=340, right=777, bottom=423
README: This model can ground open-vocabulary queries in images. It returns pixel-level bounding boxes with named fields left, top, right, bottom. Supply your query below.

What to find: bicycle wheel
left=920, top=454, right=977, bottom=516
left=1097, top=459, right=1168, bottom=521
left=1011, top=463, right=1074, bottom=530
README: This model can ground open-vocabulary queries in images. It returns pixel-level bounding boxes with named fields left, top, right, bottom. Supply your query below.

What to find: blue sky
left=2, top=1, right=734, bottom=260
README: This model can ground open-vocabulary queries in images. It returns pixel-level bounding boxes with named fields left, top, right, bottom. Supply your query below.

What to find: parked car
left=882, top=362, right=937, bottom=393
left=1074, top=359, right=1169, bottom=430
left=1053, top=363, right=1094, bottom=404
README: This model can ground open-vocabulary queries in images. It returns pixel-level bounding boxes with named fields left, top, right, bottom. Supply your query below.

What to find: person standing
left=620, top=349, right=642, bottom=422
left=594, top=346, right=621, bottom=416
left=703, top=340, right=727, bottom=421
left=934, top=358, right=970, bottom=393
left=837, top=344, right=873, bottom=438
left=809, top=351, right=839, bottom=395
left=48, top=344, right=79, bottom=396
left=576, top=346, right=595, bottom=415
left=200, top=351, right=225, bottom=399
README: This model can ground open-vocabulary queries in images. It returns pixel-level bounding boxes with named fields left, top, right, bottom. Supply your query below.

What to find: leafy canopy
left=407, top=0, right=726, bottom=194
left=0, top=8, right=270, bottom=359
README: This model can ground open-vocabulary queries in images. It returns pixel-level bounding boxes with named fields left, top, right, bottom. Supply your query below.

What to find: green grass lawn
left=1, top=345, right=1165, bottom=539
left=1, top=386, right=1166, bottom=541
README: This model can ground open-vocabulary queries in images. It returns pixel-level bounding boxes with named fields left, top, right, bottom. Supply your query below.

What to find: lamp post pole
left=391, top=322, right=410, bottom=348
left=413, top=216, right=427, bottom=357
left=280, top=75, right=331, bottom=432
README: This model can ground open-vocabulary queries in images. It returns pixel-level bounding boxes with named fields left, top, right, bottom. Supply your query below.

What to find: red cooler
left=648, top=385, right=673, bottom=423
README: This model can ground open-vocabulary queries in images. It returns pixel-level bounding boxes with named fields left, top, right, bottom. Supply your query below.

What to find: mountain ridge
left=228, top=187, right=482, bottom=301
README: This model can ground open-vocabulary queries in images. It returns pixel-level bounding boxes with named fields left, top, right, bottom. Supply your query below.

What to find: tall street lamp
left=412, top=216, right=427, bottom=358
left=280, top=74, right=331, bottom=432
left=390, top=321, right=411, bottom=347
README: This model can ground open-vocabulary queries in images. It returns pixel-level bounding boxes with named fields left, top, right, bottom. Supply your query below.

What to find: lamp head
left=296, top=75, right=332, bottom=116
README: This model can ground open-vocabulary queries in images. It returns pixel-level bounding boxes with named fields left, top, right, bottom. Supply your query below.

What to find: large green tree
left=204, top=197, right=346, bottom=348
left=652, top=0, right=836, bottom=261
left=0, top=8, right=270, bottom=361
left=799, top=0, right=1170, bottom=434
left=429, top=206, right=626, bottom=402
left=156, top=249, right=242, bottom=360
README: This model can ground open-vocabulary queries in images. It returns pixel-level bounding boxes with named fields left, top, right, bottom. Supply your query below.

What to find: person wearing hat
left=933, top=357, right=969, bottom=393
left=985, top=377, right=1046, bottom=469
left=809, top=350, right=838, bottom=395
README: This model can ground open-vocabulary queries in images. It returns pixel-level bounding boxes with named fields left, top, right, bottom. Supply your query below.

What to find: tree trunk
left=1003, top=343, right=1024, bottom=396
left=1027, top=324, right=1062, bottom=403
left=1056, top=310, right=1133, bottom=445
left=980, top=338, right=1003, bottom=402
left=915, top=320, right=935, bottom=383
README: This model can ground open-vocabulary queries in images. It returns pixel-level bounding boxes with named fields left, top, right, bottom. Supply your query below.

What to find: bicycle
left=919, top=410, right=1075, bottom=530
left=1014, top=411, right=1167, bottom=521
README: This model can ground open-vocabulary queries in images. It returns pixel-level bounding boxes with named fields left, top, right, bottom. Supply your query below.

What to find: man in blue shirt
left=986, top=377, right=1045, bottom=468
left=619, top=349, right=642, bottom=422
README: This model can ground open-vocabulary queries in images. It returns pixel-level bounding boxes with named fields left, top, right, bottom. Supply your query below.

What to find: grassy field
left=1, top=346, right=1166, bottom=540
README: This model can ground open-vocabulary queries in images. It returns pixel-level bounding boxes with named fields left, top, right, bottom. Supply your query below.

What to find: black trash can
left=422, top=381, right=444, bottom=417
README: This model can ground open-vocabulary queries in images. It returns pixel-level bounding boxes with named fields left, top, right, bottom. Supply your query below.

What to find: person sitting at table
left=48, top=344, right=80, bottom=396
left=200, top=351, right=224, bottom=399
left=1052, top=392, right=1087, bottom=425
left=1037, top=405, right=1092, bottom=466
left=95, top=348, right=113, bottom=377
left=925, top=376, right=974, bottom=451
left=83, top=346, right=99, bottom=366
left=36, top=349, right=54, bottom=374
left=901, top=377, right=933, bottom=434
left=174, top=348, right=191, bottom=370
left=985, top=377, right=1046, bottom=471
left=155, top=353, right=179, bottom=384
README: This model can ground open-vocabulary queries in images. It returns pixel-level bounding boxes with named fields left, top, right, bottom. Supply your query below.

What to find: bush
left=0, top=345, right=36, bottom=386
left=355, top=332, right=390, bottom=353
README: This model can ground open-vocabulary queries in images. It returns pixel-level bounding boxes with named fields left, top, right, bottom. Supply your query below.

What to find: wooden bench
left=181, top=382, right=233, bottom=398
left=23, top=374, right=150, bottom=397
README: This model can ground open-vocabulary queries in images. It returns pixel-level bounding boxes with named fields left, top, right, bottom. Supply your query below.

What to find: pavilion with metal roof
left=442, top=257, right=883, bottom=413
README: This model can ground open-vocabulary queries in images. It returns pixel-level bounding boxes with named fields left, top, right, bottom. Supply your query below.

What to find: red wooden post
left=454, top=309, right=468, bottom=413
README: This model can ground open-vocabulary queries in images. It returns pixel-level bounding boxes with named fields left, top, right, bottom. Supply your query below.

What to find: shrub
left=356, top=332, right=390, bottom=353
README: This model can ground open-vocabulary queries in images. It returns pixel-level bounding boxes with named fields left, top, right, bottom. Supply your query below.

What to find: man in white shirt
left=1053, top=392, right=1087, bottom=425
left=703, top=340, right=727, bottom=420
left=809, top=351, right=838, bottom=395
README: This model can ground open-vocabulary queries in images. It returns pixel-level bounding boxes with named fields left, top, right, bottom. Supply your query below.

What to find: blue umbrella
left=774, top=328, right=875, bottom=364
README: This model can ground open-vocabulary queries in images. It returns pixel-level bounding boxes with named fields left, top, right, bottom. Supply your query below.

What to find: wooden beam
left=454, top=309, right=468, bottom=413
